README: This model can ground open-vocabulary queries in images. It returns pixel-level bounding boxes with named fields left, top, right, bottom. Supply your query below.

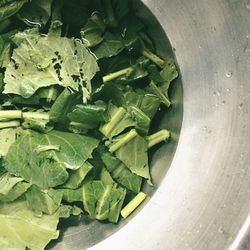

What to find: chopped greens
left=0, top=0, right=178, bottom=249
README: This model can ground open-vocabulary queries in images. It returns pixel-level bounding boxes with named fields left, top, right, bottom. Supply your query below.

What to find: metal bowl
left=52, top=0, right=250, bottom=249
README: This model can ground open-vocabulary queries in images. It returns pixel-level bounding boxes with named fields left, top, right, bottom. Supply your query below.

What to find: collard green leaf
left=0, top=127, right=19, bottom=157
left=0, top=199, right=60, bottom=250
left=81, top=13, right=106, bottom=48
left=68, top=103, right=108, bottom=129
left=124, top=89, right=161, bottom=119
left=0, top=181, right=31, bottom=202
left=98, top=145, right=142, bottom=193
left=82, top=180, right=126, bottom=223
left=115, top=134, right=151, bottom=180
left=50, top=87, right=78, bottom=123
left=18, top=0, right=53, bottom=27
left=61, top=188, right=83, bottom=203
left=99, top=103, right=135, bottom=139
left=26, top=185, right=63, bottom=215
left=4, top=34, right=99, bottom=99
left=61, top=161, right=93, bottom=189
left=0, top=172, right=23, bottom=196
left=93, top=32, right=124, bottom=59
left=0, top=0, right=28, bottom=22
left=4, top=130, right=99, bottom=188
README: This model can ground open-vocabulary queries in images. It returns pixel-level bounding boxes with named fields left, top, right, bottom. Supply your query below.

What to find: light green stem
left=149, top=81, right=171, bottom=107
left=142, top=49, right=165, bottom=68
left=22, top=112, right=50, bottom=120
left=109, top=129, right=138, bottom=153
left=100, top=107, right=126, bottom=137
left=0, top=110, right=22, bottom=119
left=147, top=129, right=170, bottom=149
left=121, top=192, right=147, bottom=218
left=0, top=120, right=20, bottom=129
left=102, top=67, right=133, bottom=83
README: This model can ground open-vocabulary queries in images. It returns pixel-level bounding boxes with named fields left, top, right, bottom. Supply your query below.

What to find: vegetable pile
left=0, top=0, right=178, bottom=249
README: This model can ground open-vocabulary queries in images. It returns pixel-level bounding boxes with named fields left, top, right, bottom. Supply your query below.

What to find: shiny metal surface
left=52, top=0, right=250, bottom=249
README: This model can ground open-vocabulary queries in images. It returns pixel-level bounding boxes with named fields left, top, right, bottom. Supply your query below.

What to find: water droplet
left=218, top=227, right=224, bottom=233
left=239, top=103, right=244, bottom=109
left=172, top=47, right=176, bottom=52
left=198, top=45, right=202, bottom=49
left=226, top=88, right=231, bottom=92
left=247, top=1, right=250, bottom=9
left=202, top=126, right=207, bottom=130
left=226, top=72, right=233, bottom=78
left=222, top=100, right=226, bottom=105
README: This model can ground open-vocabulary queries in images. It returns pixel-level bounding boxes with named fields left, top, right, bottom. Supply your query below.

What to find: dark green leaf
left=18, top=0, right=53, bottom=27
left=93, top=32, right=124, bottom=59
left=81, top=13, right=106, bottom=48
left=68, top=103, right=108, bottom=129
left=0, top=0, right=28, bottom=22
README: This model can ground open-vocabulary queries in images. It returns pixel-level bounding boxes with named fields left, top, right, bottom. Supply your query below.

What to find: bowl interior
left=49, top=1, right=183, bottom=249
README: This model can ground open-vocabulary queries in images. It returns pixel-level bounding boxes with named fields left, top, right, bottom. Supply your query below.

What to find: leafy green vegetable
left=81, top=13, right=106, bottom=47
left=26, top=185, right=63, bottom=215
left=0, top=199, right=61, bottom=250
left=61, top=161, right=93, bottom=189
left=93, top=32, right=124, bottom=59
left=18, top=0, right=53, bottom=27
left=115, top=133, right=151, bottom=181
left=3, top=34, right=99, bottom=99
left=0, top=128, right=19, bottom=157
left=4, top=130, right=99, bottom=188
left=0, top=0, right=28, bottom=22
left=82, top=180, right=126, bottom=223
left=98, top=145, right=142, bottom=193
left=68, top=102, right=108, bottom=129
left=0, top=0, right=178, bottom=247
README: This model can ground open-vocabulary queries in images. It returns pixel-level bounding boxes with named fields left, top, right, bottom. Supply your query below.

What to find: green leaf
left=68, top=103, right=108, bottom=129
left=0, top=127, right=19, bottom=157
left=81, top=13, right=106, bottom=47
left=26, top=185, right=63, bottom=215
left=61, top=161, right=93, bottom=189
left=98, top=145, right=142, bottom=193
left=124, top=89, right=161, bottom=119
left=99, top=103, right=135, bottom=139
left=0, top=199, right=60, bottom=250
left=93, top=32, right=124, bottom=59
left=82, top=180, right=126, bottom=223
left=0, top=0, right=28, bottom=22
left=4, top=130, right=99, bottom=188
left=0, top=172, right=23, bottom=196
left=4, top=34, right=99, bottom=99
left=60, top=188, right=83, bottom=203
left=115, top=133, right=151, bottom=180
left=50, top=87, right=78, bottom=123
left=18, top=0, right=53, bottom=27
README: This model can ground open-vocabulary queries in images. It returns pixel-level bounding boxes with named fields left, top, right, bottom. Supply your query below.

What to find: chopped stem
left=35, top=145, right=60, bottom=154
left=46, top=87, right=59, bottom=103
left=147, top=129, right=170, bottom=149
left=149, top=81, right=171, bottom=107
left=109, top=129, right=138, bottom=153
left=0, top=110, right=49, bottom=121
left=0, top=110, right=22, bottom=119
left=121, top=192, right=147, bottom=218
left=100, top=107, right=126, bottom=137
left=0, top=120, right=20, bottom=129
left=22, top=112, right=50, bottom=120
left=102, top=67, right=133, bottom=83
left=142, top=49, right=165, bottom=68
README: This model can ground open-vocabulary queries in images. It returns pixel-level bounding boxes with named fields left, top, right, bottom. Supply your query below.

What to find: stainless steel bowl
left=52, top=0, right=250, bottom=249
